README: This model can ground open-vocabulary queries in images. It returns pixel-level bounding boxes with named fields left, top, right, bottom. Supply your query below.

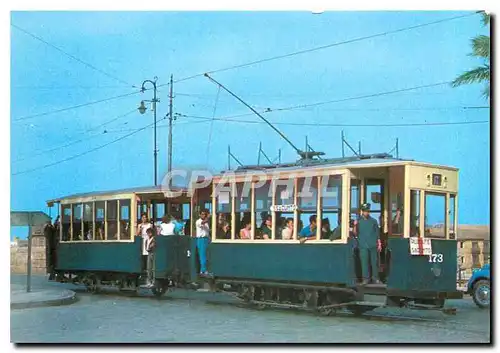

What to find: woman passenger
left=260, top=215, right=272, bottom=240
left=239, top=220, right=251, bottom=239
left=137, top=213, right=152, bottom=271
left=281, top=218, right=294, bottom=240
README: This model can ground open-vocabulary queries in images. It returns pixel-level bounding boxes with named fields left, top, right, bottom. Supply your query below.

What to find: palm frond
left=481, top=12, right=490, bottom=26
left=471, top=35, right=490, bottom=59
left=451, top=65, right=490, bottom=87
left=482, top=84, right=490, bottom=99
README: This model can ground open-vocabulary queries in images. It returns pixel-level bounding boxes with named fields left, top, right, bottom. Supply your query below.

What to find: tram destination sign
left=270, top=204, right=298, bottom=212
left=409, top=237, right=432, bottom=256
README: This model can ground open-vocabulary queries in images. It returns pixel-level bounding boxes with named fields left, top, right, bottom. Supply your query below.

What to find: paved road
left=10, top=274, right=490, bottom=343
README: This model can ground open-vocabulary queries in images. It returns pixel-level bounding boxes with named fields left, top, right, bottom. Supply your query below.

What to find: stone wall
left=10, top=236, right=47, bottom=274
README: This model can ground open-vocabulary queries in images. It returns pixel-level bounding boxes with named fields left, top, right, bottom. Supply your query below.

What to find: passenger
left=159, top=215, right=175, bottom=236
left=239, top=220, right=252, bottom=239
left=173, top=215, right=184, bottom=235
left=195, top=209, right=211, bottom=276
left=299, top=215, right=317, bottom=243
left=222, top=221, right=231, bottom=239
left=137, top=213, right=152, bottom=271
left=321, top=218, right=332, bottom=239
left=260, top=215, right=272, bottom=240
left=357, top=203, right=382, bottom=285
left=281, top=217, right=294, bottom=240
left=145, top=227, right=156, bottom=288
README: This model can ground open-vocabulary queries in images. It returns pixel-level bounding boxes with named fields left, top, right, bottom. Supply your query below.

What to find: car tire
left=472, top=279, right=490, bottom=309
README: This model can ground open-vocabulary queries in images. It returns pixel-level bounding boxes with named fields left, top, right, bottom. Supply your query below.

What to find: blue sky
left=10, top=11, right=490, bottom=238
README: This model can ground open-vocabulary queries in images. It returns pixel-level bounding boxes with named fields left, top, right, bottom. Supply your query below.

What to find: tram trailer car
left=46, top=186, right=198, bottom=296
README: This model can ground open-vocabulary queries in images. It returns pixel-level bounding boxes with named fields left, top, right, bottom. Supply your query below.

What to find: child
left=145, top=228, right=156, bottom=287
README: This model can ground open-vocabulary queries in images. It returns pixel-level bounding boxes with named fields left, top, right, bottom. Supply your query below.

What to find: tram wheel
left=151, top=280, right=168, bottom=297
left=84, top=274, right=100, bottom=294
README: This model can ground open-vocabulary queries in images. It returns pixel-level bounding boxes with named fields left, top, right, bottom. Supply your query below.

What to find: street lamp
left=138, top=77, right=159, bottom=186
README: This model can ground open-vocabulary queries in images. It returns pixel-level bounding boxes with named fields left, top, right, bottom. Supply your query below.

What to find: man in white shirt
left=195, top=209, right=210, bottom=275
left=160, top=215, right=176, bottom=236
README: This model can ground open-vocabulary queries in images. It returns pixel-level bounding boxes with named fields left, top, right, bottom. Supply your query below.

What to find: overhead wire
left=12, top=90, right=142, bottom=122
left=12, top=119, right=158, bottom=176
left=11, top=23, right=136, bottom=88
left=172, top=11, right=481, bottom=84
left=177, top=113, right=489, bottom=128
left=12, top=109, right=137, bottom=163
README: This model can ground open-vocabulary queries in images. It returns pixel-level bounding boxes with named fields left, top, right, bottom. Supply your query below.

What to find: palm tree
left=451, top=12, right=490, bottom=99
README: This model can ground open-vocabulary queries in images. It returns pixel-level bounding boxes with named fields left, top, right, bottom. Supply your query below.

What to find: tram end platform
left=11, top=284, right=77, bottom=310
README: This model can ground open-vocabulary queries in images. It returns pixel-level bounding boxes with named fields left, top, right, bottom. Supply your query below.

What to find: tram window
left=61, top=205, right=71, bottom=241
left=365, top=182, right=383, bottom=227
left=350, top=179, right=360, bottom=213
left=321, top=211, right=340, bottom=240
left=72, top=204, right=83, bottom=241
left=391, top=192, right=404, bottom=235
left=276, top=212, right=294, bottom=240
left=275, top=181, right=294, bottom=206
left=137, top=202, right=149, bottom=223
left=234, top=183, right=251, bottom=239
left=320, top=175, right=343, bottom=240
left=322, top=175, right=342, bottom=209
left=155, top=203, right=166, bottom=223
left=449, top=194, right=456, bottom=238
left=182, top=203, right=190, bottom=221
left=107, top=200, right=118, bottom=240
left=216, top=185, right=232, bottom=238
left=256, top=181, right=273, bottom=239
left=424, top=193, right=446, bottom=238
left=297, top=177, right=318, bottom=239
left=409, top=190, right=420, bottom=237
left=120, top=199, right=131, bottom=240
left=83, top=203, right=93, bottom=241
left=95, top=201, right=105, bottom=240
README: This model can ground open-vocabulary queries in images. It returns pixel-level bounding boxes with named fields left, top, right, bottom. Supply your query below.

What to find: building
left=457, top=225, right=490, bottom=281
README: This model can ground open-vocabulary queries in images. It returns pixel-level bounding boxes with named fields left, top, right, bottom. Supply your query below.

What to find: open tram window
left=298, top=177, right=319, bottom=239
left=72, top=204, right=82, bottom=241
left=424, top=193, right=446, bottom=238
left=276, top=212, right=294, bottom=240
left=120, top=199, right=131, bottom=240
left=61, top=205, right=71, bottom=241
left=215, top=184, right=232, bottom=239
left=255, top=181, right=273, bottom=240
left=95, top=201, right=105, bottom=240
left=409, top=190, right=420, bottom=237
left=235, top=183, right=251, bottom=240
left=83, top=203, right=93, bottom=240
left=391, top=192, right=404, bottom=235
left=350, top=179, right=360, bottom=230
left=155, top=202, right=166, bottom=226
left=365, top=181, right=383, bottom=227
left=449, top=194, right=456, bottom=239
left=107, top=200, right=118, bottom=240
left=321, top=175, right=342, bottom=240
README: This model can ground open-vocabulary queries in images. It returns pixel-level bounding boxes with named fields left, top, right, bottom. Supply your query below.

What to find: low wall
left=10, top=237, right=47, bottom=274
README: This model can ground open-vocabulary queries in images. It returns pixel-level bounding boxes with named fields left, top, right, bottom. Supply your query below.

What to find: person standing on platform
left=137, top=213, right=152, bottom=272
left=195, top=209, right=211, bottom=276
left=357, top=203, right=382, bottom=285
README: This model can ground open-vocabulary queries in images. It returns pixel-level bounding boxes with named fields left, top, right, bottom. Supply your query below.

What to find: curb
left=11, top=290, right=77, bottom=310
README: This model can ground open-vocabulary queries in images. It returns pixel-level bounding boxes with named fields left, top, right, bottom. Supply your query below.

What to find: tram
left=45, top=153, right=462, bottom=315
